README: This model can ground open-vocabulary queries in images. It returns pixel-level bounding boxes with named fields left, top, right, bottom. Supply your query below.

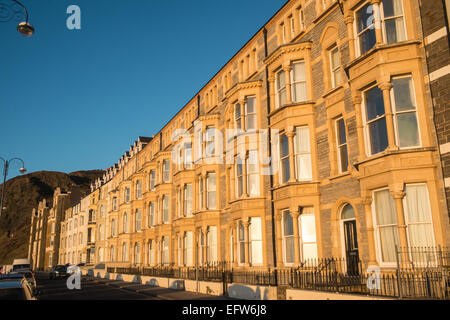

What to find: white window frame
left=290, top=60, right=307, bottom=103
left=244, top=96, right=257, bottom=131
left=354, top=1, right=376, bottom=57
left=275, top=68, right=286, bottom=109
left=149, top=170, right=156, bottom=191
left=329, top=45, right=341, bottom=88
left=294, top=126, right=312, bottom=181
left=380, top=0, right=407, bottom=44
left=282, top=209, right=295, bottom=266
left=206, top=172, right=216, bottom=210
left=335, top=117, right=349, bottom=173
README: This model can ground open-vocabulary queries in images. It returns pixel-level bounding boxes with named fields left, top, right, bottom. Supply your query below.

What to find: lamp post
left=1, top=0, right=35, bottom=36
left=0, top=157, right=27, bottom=218
left=13, top=0, right=34, bottom=36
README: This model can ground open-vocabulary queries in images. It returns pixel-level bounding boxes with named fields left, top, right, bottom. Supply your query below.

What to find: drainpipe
left=263, top=27, right=278, bottom=282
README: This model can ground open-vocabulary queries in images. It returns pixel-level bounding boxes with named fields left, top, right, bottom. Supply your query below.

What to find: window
left=149, top=170, right=156, bottom=190
left=373, top=189, right=399, bottom=263
left=198, top=230, right=204, bottom=265
left=294, top=126, right=312, bottom=180
left=162, top=160, right=170, bottom=183
left=136, top=180, right=142, bottom=199
left=298, top=7, right=305, bottom=32
left=356, top=2, right=376, bottom=55
left=177, top=188, right=182, bottom=218
left=99, top=225, right=104, bottom=240
left=161, top=236, right=169, bottom=265
left=238, top=221, right=245, bottom=264
left=276, top=69, right=287, bottom=108
left=364, top=86, right=388, bottom=155
left=290, top=16, right=295, bottom=38
left=51, top=222, right=55, bottom=233
left=184, top=184, right=193, bottom=217
left=280, top=133, right=290, bottom=183
left=245, top=96, right=257, bottom=131
left=381, top=0, right=406, bottom=44
left=110, top=246, right=115, bottom=262
left=135, top=209, right=142, bottom=232
left=148, top=202, right=155, bottom=227
left=184, top=232, right=193, bottom=266
left=100, top=205, right=105, bottom=218
left=249, top=217, right=263, bottom=265
left=113, top=197, right=117, bottom=211
left=198, top=176, right=204, bottom=210
left=111, top=219, right=116, bottom=237
left=236, top=157, right=244, bottom=198
left=282, top=210, right=295, bottom=264
left=281, top=23, right=287, bottom=44
left=148, top=240, right=155, bottom=266
left=247, top=150, right=260, bottom=196
left=162, top=195, right=169, bottom=223
left=391, top=76, right=419, bottom=148
left=122, top=242, right=129, bottom=262
left=403, top=184, right=435, bottom=261
left=184, top=143, right=193, bottom=169
left=300, top=207, right=318, bottom=260
left=234, top=103, right=242, bottom=130
left=291, top=61, right=307, bottom=102
left=335, top=117, right=349, bottom=173
left=205, top=126, right=216, bottom=157
left=329, top=46, right=341, bottom=88
left=125, top=187, right=130, bottom=203
left=123, top=213, right=129, bottom=233
left=134, top=243, right=141, bottom=264
left=206, top=173, right=216, bottom=209
left=207, top=226, right=218, bottom=263
left=195, top=126, right=203, bottom=161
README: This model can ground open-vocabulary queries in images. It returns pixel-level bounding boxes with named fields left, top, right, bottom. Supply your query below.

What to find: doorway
left=341, top=204, right=359, bottom=276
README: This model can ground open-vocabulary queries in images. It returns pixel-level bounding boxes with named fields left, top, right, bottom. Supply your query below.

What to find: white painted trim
left=429, top=64, right=450, bottom=82
left=424, top=27, right=448, bottom=45
left=445, top=177, right=450, bottom=188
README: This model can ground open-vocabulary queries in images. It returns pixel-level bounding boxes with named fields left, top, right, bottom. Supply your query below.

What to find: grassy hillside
left=0, top=170, right=103, bottom=265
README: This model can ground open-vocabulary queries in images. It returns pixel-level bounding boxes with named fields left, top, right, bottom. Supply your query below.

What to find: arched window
left=99, top=247, right=104, bottom=263
left=341, top=203, right=356, bottom=220
left=111, top=219, right=116, bottom=237
left=122, top=242, right=128, bottom=262
left=135, top=209, right=142, bottom=232
left=110, top=246, right=115, bottom=262
left=148, top=240, right=155, bottom=266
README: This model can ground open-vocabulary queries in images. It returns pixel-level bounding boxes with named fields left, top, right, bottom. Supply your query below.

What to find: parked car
left=0, top=274, right=40, bottom=300
left=49, top=265, right=68, bottom=279
left=10, top=270, right=36, bottom=290
left=0, top=266, right=3, bottom=274
left=12, top=259, right=31, bottom=272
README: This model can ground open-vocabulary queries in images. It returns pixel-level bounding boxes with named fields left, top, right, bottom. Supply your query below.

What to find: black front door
left=343, top=220, right=359, bottom=276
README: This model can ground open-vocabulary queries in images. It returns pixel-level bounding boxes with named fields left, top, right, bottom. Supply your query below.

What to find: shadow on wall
left=132, top=275, right=142, bottom=284
left=169, top=280, right=185, bottom=290
left=228, top=284, right=269, bottom=300
left=144, top=278, right=159, bottom=287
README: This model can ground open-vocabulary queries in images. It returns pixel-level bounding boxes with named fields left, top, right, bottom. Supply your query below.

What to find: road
left=35, top=272, right=160, bottom=300
left=34, top=272, right=233, bottom=300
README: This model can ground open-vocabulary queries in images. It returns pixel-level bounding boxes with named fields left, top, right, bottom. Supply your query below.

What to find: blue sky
left=0, top=0, right=287, bottom=179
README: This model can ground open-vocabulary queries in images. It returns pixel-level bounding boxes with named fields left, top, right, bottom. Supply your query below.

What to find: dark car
left=0, top=274, right=40, bottom=300
left=49, top=265, right=68, bottom=279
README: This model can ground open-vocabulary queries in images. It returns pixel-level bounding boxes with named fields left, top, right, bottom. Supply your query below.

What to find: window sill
left=322, top=84, right=344, bottom=99
left=328, top=171, right=351, bottom=181
left=271, top=180, right=319, bottom=191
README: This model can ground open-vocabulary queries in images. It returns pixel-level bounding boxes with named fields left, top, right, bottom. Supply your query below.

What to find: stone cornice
left=264, top=41, right=313, bottom=67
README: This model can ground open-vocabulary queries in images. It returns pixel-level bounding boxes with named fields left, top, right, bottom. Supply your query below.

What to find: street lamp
left=0, top=157, right=27, bottom=218
left=12, top=0, right=34, bottom=37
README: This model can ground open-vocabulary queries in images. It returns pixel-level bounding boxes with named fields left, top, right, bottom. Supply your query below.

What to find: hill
left=0, top=170, right=104, bottom=265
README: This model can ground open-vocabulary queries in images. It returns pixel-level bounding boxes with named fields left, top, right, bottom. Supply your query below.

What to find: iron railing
left=103, top=247, right=449, bottom=299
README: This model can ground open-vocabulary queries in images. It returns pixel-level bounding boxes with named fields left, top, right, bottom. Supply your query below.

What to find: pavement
left=35, top=271, right=234, bottom=300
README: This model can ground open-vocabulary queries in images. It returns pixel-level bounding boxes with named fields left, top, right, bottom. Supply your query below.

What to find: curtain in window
left=184, top=184, right=193, bottom=216
left=249, top=217, right=263, bottom=265
left=295, top=126, right=312, bottom=180
left=291, top=61, right=307, bottom=102
left=300, top=207, right=318, bottom=260
left=374, top=190, right=399, bottom=263
left=404, top=184, right=435, bottom=262
left=135, top=243, right=140, bottom=264
left=148, top=241, right=155, bottom=266
left=245, top=97, right=257, bottom=130
left=392, top=77, right=419, bottom=148
left=162, top=237, right=169, bottom=265
left=136, top=210, right=142, bottom=231
left=184, top=232, right=193, bottom=266
left=207, top=173, right=216, bottom=209
left=207, top=226, right=218, bottom=263
left=383, top=0, right=406, bottom=44
left=247, top=150, right=260, bottom=196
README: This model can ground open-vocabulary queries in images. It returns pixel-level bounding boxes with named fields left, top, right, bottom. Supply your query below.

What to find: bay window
left=205, top=126, right=216, bottom=157
left=294, top=126, right=312, bottom=180
left=335, top=117, right=349, bottom=173
left=184, top=142, right=193, bottom=169
left=136, top=180, right=142, bottom=199
left=364, top=85, right=388, bottom=155
left=162, top=160, right=170, bottom=183
left=125, top=187, right=130, bottom=203
left=299, top=207, right=318, bottom=260
left=245, top=96, right=257, bottom=130
left=391, top=76, right=419, bottom=148
left=234, top=103, right=242, bottom=130
left=135, top=209, right=142, bottom=232
left=290, top=61, right=307, bottom=102
left=206, top=172, right=216, bottom=209
left=161, top=236, right=169, bottom=265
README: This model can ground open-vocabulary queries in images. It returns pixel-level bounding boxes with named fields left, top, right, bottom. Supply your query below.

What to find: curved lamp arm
left=12, top=0, right=29, bottom=23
